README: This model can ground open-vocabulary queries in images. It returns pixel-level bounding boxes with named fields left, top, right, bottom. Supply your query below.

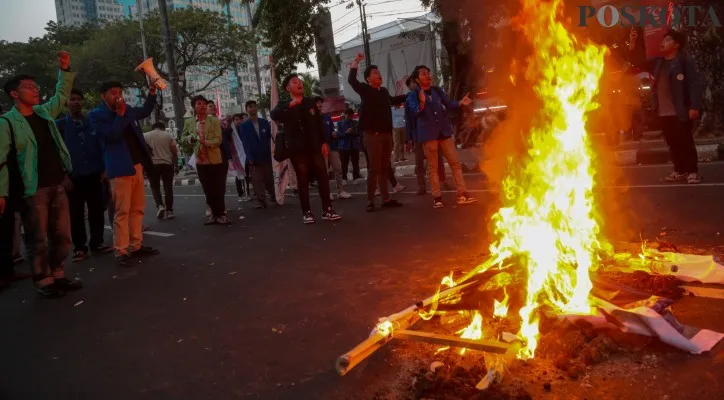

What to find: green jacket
left=0, top=70, right=75, bottom=198
left=181, top=116, right=223, bottom=165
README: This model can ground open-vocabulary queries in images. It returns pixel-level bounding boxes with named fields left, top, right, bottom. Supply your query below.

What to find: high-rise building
left=55, top=0, right=125, bottom=26
left=132, top=0, right=272, bottom=117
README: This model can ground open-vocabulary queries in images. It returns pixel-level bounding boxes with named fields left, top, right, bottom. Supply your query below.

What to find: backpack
left=0, top=116, right=26, bottom=203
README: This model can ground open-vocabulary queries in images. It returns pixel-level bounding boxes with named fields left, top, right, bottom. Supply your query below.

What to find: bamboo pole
left=336, top=281, right=477, bottom=376
left=394, top=330, right=511, bottom=354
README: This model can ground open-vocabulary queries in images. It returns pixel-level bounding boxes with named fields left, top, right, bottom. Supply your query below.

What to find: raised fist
left=58, top=51, right=70, bottom=70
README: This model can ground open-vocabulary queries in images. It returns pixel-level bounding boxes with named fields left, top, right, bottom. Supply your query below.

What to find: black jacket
left=271, top=97, right=327, bottom=154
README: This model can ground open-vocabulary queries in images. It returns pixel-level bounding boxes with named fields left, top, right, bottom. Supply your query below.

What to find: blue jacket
left=89, top=95, right=156, bottom=179
left=336, top=119, right=360, bottom=150
left=647, top=54, right=702, bottom=122
left=56, top=114, right=105, bottom=178
left=322, top=114, right=338, bottom=151
left=239, top=117, right=272, bottom=164
left=406, top=86, right=460, bottom=143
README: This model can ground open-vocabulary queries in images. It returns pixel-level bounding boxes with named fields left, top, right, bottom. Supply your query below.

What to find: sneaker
left=116, top=253, right=131, bottom=267
left=416, top=188, right=427, bottom=196
left=392, top=183, right=406, bottom=193
left=433, top=197, right=445, bottom=209
left=664, top=171, right=687, bottom=182
left=303, top=211, right=316, bottom=224
left=457, top=193, right=478, bottom=205
left=338, top=190, right=352, bottom=199
left=237, top=197, right=244, bottom=203
left=322, top=207, right=342, bottom=221
left=165, top=210, right=175, bottom=219
left=55, top=277, right=83, bottom=292
left=36, top=283, right=65, bottom=298
left=687, top=173, right=702, bottom=184
left=204, top=216, right=218, bottom=225
left=142, top=225, right=151, bottom=232
left=205, top=207, right=212, bottom=217
left=156, top=205, right=166, bottom=219
left=381, top=199, right=403, bottom=208
left=216, top=215, right=232, bottom=225
left=72, top=250, right=89, bottom=263
left=132, top=246, right=160, bottom=257
left=90, top=245, right=114, bottom=254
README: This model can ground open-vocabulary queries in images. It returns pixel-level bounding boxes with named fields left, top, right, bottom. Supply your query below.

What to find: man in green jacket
left=0, top=51, right=82, bottom=298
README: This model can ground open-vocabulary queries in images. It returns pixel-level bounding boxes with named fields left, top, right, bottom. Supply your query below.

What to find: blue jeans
left=23, top=185, right=72, bottom=287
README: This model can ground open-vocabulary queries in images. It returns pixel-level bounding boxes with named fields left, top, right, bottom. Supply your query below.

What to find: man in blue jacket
left=337, top=108, right=361, bottom=183
left=57, top=89, right=112, bottom=263
left=90, top=82, right=158, bottom=265
left=407, top=65, right=476, bottom=209
left=239, top=100, right=275, bottom=208
left=405, top=77, right=446, bottom=195
left=316, top=97, right=352, bottom=199
left=629, top=29, right=703, bottom=184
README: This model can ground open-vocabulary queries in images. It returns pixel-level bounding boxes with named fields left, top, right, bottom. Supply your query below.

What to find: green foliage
left=0, top=8, right=252, bottom=115
left=300, top=73, right=323, bottom=98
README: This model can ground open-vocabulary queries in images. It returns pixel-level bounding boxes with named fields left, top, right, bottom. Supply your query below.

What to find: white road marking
left=104, top=225, right=175, bottom=237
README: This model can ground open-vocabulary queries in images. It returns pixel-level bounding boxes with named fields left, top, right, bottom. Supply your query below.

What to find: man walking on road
left=272, top=74, right=342, bottom=224
left=240, top=100, right=276, bottom=209
left=144, top=121, right=177, bottom=220
left=407, top=65, right=476, bottom=208
left=57, top=88, right=113, bottom=263
left=316, top=97, right=351, bottom=199
left=0, top=51, right=83, bottom=297
left=336, top=108, right=361, bottom=183
left=629, top=29, right=703, bottom=184
left=90, top=81, right=160, bottom=265
left=405, top=77, right=446, bottom=195
left=348, top=53, right=405, bottom=212
left=391, top=104, right=407, bottom=163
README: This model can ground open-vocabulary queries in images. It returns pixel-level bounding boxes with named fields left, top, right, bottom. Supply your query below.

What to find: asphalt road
left=1, top=162, right=724, bottom=399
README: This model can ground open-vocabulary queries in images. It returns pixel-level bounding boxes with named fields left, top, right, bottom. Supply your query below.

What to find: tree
left=300, top=72, right=323, bottom=97
left=251, top=0, right=337, bottom=79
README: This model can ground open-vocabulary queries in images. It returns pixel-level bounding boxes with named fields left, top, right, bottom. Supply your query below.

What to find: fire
left=484, top=0, right=607, bottom=359
left=457, top=311, right=484, bottom=355
left=376, top=320, right=394, bottom=336
left=493, top=289, right=510, bottom=318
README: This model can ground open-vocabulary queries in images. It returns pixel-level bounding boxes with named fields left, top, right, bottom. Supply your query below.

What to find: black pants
left=235, top=177, right=247, bottom=198
left=68, top=173, right=106, bottom=253
left=363, top=133, right=393, bottom=201
left=340, top=148, right=361, bottom=180
left=290, top=151, right=332, bottom=214
left=148, top=163, right=174, bottom=211
left=197, top=163, right=227, bottom=218
left=0, top=199, right=19, bottom=278
left=660, top=116, right=698, bottom=174
left=250, top=162, right=276, bottom=205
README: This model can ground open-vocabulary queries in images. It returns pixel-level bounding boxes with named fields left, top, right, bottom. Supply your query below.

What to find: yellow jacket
left=181, top=115, right=222, bottom=164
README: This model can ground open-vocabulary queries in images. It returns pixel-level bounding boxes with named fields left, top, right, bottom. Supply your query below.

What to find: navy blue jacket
left=89, top=95, right=156, bottom=179
left=647, top=54, right=703, bottom=122
left=239, top=117, right=272, bottom=164
left=406, top=86, right=460, bottom=143
left=336, top=119, right=360, bottom=150
left=322, top=114, right=338, bottom=151
left=404, top=101, right=417, bottom=142
left=56, top=114, right=105, bottom=178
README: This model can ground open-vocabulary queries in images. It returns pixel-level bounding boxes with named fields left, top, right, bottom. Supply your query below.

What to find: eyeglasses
left=20, top=84, right=40, bottom=92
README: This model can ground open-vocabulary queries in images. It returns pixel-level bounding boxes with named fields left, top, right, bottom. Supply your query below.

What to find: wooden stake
left=394, top=330, right=511, bottom=354
left=336, top=281, right=477, bottom=376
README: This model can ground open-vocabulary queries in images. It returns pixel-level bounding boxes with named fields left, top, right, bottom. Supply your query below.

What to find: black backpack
left=0, top=116, right=26, bottom=204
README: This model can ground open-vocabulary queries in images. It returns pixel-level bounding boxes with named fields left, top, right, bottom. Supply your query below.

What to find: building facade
left=55, top=0, right=125, bottom=26
left=131, top=0, right=272, bottom=117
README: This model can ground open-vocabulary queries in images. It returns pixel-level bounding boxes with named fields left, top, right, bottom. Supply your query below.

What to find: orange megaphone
left=135, top=57, right=167, bottom=90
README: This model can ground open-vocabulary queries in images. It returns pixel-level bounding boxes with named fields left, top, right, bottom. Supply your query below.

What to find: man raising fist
left=0, top=51, right=80, bottom=297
